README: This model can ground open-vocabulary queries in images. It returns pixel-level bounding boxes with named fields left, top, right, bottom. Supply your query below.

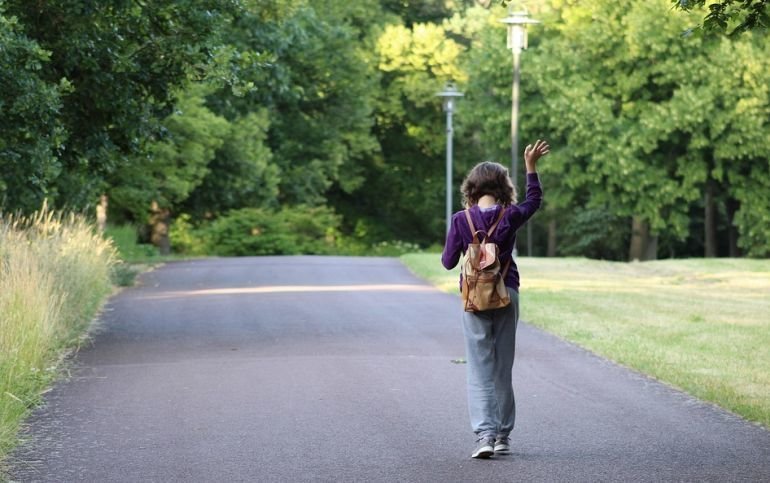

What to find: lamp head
left=436, top=82, right=464, bottom=112
left=500, top=9, right=540, bottom=52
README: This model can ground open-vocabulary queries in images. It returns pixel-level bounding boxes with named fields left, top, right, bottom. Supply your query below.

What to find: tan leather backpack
left=461, top=209, right=511, bottom=312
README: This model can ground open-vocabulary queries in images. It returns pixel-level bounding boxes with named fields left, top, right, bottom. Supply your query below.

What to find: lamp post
left=501, top=6, right=539, bottom=255
left=436, top=82, right=464, bottom=234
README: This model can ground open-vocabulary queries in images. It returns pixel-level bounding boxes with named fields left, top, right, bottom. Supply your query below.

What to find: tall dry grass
left=0, top=203, right=116, bottom=462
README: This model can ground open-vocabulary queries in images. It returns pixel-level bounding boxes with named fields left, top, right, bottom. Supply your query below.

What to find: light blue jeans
left=461, top=288, right=519, bottom=439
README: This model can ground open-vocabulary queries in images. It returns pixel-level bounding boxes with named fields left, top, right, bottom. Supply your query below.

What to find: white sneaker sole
left=472, top=445, right=494, bottom=459
left=494, top=445, right=511, bottom=454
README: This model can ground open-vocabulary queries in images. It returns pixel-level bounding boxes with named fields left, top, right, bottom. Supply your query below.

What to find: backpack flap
left=478, top=243, right=497, bottom=270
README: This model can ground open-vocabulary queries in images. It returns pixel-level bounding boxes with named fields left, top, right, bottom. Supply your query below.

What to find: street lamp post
left=501, top=7, right=539, bottom=255
left=436, top=82, right=464, bottom=234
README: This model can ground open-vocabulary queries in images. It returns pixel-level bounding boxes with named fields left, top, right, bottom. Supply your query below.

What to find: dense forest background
left=1, top=0, right=768, bottom=260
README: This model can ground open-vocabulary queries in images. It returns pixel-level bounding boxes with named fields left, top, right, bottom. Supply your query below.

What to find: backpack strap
left=501, top=257, right=511, bottom=277
left=465, top=207, right=506, bottom=242
left=464, top=209, right=479, bottom=243
left=486, top=208, right=506, bottom=238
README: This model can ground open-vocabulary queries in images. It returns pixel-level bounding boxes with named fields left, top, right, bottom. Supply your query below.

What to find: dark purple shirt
left=441, top=172, right=542, bottom=292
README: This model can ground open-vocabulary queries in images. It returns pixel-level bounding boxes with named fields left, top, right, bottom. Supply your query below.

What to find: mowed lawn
left=401, top=255, right=770, bottom=428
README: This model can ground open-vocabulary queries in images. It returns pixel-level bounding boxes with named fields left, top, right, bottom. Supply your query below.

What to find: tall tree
left=461, top=0, right=770, bottom=259
left=203, top=0, right=380, bottom=209
left=182, top=110, right=280, bottom=217
left=108, top=85, right=230, bottom=223
left=343, top=18, right=470, bottom=243
left=2, top=0, right=238, bottom=209
left=0, top=7, right=65, bottom=212
left=520, top=1, right=767, bottom=259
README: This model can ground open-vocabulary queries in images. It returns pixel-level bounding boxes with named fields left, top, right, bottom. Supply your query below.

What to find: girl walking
left=441, top=139, right=549, bottom=458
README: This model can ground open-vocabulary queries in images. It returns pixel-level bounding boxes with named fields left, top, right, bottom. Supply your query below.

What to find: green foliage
left=331, top=10, right=471, bottom=245
left=149, top=88, right=230, bottom=208
left=170, top=210, right=426, bottom=257
left=524, top=1, right=705, bottom=239
left=108, top=85, right=230, bottom=220
left=1, top=0, right=239, bottom=210
left=558, top=208, right=631, bottom=260
left=183, top=110, right=280, bottom=217
left=672, top=0, right=770, bottom=35
left=204, top=206, right=341, bottom=256
left=268, top=5, right=379, bottom=204
left=207, top=1, right=380, bottom=206
left=103, top=225, right=159, bottom=262
left=2, top=0, right=769, bottom=258
left=381, top=0, right=467, bottom=26
left=0, top=8, right=66, bottom=212
left=369, top=240, right=425, bottom=256
left=732, top=167, right=770, bottom=257
left=463, top=0, right=770, bottom=258
left=458, top=3, right=548, bottom=177
left=110, top=262, right=140, bottom=287
left=169, top=214, right=209, bottom=256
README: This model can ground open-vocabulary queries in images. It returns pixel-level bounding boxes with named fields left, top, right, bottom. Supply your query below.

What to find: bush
left=205, top=205, right=341, bottom=256
left=169, top=208, right=428, bottom=258
left=368, top=240, right=423, bottom=257
left=558, top=207, right=630, bottom=260
left=169, top=214, right=208, bottom=256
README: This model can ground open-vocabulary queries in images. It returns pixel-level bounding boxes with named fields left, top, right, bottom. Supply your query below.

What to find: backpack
left=461, top=208, right=512, bottom=312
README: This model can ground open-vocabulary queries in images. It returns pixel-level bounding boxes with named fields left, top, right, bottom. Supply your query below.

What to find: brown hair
left=460, top=161, right=517, bottom=208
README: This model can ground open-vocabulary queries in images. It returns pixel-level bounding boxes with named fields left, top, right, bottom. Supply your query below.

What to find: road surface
left=8, top=257, right=770, bottom=482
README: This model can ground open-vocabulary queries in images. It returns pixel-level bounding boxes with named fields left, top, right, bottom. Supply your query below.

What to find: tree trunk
left=547, top=219, right=557, bottom=257
left=150, top=201, right=171, bottom=255
left=726, top=197, right=741, bottom=257
left=644, top=234, right=658, bottom=261
left=629, top=216, right=657, bottom=261
left=704, top=180, right=717, bottom=257
left=629, top=216, right=646, bottom=261
left=95, top=194, right=108, bottom=233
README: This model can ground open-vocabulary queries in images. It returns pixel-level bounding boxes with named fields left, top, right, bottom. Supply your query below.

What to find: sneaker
left=494, top=436, right=511, bottom=454
left=471, top=436, right=495, bottom=459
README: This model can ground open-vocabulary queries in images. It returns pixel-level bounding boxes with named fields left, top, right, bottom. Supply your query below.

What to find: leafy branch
left=672, top=0, right=769, bottom=35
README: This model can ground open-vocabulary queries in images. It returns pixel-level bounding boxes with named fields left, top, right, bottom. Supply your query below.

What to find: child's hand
left=524, top=139, right=550, bottom=173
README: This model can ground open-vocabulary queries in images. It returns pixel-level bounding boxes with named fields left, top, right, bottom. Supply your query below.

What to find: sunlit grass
left=0, top=205, right=116, bottom=466
left=104, top=224, right=159, bottom=263
left=401, top=254, right=770, bottom=427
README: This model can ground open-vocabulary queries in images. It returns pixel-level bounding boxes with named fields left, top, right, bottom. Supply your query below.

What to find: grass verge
left=105, top=224, right=191, bottom=287
left=0, top=207, right=116, bottom=471
left=401, top=254, right=770, bottom=428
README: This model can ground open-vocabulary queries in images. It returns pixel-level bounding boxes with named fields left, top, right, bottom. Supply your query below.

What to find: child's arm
left=515, top=139, right=550, bottom=222
left=441, top=214, right=464, bottom=270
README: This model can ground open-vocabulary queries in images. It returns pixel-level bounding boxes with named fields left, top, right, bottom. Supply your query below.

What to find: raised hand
left=524, top=139, right=550, bottom=173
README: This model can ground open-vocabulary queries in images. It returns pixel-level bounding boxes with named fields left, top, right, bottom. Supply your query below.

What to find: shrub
left=558, top=207, right=630, bottom=260
left=169, top=214, right=208, bottom=256
left=205, top=205, right=341, bottom=256
left=369, top=240, right=423, bottom=257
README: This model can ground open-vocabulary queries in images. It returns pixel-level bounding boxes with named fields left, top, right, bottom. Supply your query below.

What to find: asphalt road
left=8, top=257, right=770, bottom=482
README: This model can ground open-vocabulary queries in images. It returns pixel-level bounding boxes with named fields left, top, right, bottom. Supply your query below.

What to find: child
left=441, top=139, right=549, bottom=459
